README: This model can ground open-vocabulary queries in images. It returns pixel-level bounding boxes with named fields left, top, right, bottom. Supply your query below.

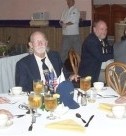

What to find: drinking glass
left=33, top=79, right=44, bottom=95
left=28, top=92, right=42, bottom=116
left=44, top=94, right=57, bottom=120
left=80, top=77, right=91, bottom=92
left=87, top=88, right=97, bottom=103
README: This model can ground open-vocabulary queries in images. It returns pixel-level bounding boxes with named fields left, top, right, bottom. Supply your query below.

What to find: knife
left=97, top=94, right=118, bottom=98
left=85, top=115, right=94, bottom=127
left=28, top=115, right=36, bottom=131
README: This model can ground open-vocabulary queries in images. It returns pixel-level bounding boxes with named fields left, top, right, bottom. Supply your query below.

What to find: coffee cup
left=11, top=86, right=22, bottom=95
left=0, top=114, right=9, bottom=127
left=112, top=105, right=126, bottom=119
left=93, top=82, right=104, bottom=91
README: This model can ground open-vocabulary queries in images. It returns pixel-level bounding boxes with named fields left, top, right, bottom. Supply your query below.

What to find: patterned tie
left=101, top=40, right=108, bottom=54
left=41, top=58, right=49, bottom=83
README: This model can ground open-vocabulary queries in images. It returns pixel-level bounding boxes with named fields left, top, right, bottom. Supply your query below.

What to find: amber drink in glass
left=44, top=94, right=57, bottom=120
left=28, top=92, right=42, bottom=116
left=33, top=80, right=44, bottom=94
left=80, top=76, right=91, bottom=92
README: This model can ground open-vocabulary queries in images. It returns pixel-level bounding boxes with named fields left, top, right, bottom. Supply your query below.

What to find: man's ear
left=28, top=42, right=33, bottom=48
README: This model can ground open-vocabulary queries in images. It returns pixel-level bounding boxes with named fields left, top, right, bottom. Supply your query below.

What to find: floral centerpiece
left=0, top=42, right=9, bottom=56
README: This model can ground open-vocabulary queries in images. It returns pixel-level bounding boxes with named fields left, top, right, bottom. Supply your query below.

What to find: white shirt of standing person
left=60, top=6, right=80, bottom=35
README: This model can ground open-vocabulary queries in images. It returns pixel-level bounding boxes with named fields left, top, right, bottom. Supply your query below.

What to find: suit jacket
left=114, top=40, right=126, bottom=64
left=79, top=33, right=113, bottom=83
left=15, top=51, right=67, bottom=92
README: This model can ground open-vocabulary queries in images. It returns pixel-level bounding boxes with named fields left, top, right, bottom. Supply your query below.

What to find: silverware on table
left=76, top=113, right=86, bottom=124
left=97, top=94, right=118, bottom=98
left=15, top=114, right=25, bottom=118
left=85, top=115, right=94, bottom=127
left=28, top=115, right=36, bottom=131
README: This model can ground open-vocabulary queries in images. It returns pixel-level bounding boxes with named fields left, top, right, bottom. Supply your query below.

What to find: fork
left=8, top=101, right=17, bottom=104
left=28, top=115, right=36, bottom=131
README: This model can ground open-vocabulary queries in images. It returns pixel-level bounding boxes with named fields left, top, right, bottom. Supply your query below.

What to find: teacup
left=112, top=105, right=126, bottom=119
left=11, top=86, right=22, bottom=95
left=93, top=82, right=104, bottom=91
left=0, top=114, right=9, bottom=127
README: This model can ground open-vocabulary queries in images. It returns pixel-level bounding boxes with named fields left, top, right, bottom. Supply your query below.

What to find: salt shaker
left=81, top=93, right=87, bottom=106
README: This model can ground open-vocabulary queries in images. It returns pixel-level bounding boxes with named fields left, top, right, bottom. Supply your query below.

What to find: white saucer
left=106, top=113, right=126, bottom=119
left=8, top=92, right=26, bottom=96
left=0, top=120, right=13, bottom=129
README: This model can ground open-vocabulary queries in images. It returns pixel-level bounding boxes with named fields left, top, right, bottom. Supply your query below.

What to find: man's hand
left=69, top=74, right=80, bottom=82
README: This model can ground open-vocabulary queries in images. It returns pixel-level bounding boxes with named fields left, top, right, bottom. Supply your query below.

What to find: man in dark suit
left=16, top=31, right=78, bottom=92
left=79, top=20, right=113, bottom=84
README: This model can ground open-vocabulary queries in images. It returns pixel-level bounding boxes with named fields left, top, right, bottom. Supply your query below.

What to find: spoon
left=76, top=113, right=86, bottom=123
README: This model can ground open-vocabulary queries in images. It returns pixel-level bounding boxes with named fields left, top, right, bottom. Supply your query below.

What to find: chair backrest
left=105, top=62, right=126, bottom=96
left=0, top=53, right=29, bottom=93
left=68, top=49, right=80, bottom=75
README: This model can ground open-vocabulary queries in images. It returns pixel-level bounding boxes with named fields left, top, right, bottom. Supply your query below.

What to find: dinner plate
left=106, top=113, right=126, bottom=119
left=0, top=120, right=13, bottom=129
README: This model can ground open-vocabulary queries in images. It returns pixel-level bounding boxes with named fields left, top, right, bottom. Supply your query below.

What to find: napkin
left=54, top=103, right=69, bottom=117
left=98, top=103, right=114, bottom=112
left=45, top=119, right=85, bottom=132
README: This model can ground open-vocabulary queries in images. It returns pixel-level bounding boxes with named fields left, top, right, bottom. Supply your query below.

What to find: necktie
left=41, top=57, right=49, bottom=73
left=41, top=58, right=49, bottom=83
left=101, top=40, right=108, bottom=54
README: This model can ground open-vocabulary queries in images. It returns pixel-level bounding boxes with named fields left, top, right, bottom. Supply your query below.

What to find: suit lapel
left=29, top=55, right=41, bottom=79
left=47, top=52, right=61, bottom=77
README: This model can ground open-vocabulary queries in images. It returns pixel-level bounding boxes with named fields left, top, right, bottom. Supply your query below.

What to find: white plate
left=0, top=120, right=13, bottom=129
left=8, top=92, right=27, bottom=96
left=106, top=113, right=126, bottom=119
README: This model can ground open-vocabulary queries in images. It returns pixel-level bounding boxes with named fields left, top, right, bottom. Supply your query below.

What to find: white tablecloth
left=0, top=87, right=126, bottom=136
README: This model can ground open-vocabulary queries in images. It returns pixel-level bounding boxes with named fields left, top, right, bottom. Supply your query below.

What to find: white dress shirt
left=60, top=6, right=80, bottom=35
left=34, top=53, right=65, bottom=85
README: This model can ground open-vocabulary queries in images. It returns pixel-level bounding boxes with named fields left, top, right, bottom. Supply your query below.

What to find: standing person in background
left=59, top=0, right=81, bottom=63
left=79, top=20, right=113, bottom=84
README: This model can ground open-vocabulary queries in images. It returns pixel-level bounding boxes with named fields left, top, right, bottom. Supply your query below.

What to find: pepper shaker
left=81, top=93, right=87, bottom=106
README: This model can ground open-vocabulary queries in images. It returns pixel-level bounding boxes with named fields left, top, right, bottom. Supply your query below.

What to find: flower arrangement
left=0, top=43, right=8, bottom=56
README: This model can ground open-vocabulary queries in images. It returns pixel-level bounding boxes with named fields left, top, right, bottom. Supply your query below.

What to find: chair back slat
left=69, top=49, right=80, bottom=75
left=105, top=62, right=126, bottom=96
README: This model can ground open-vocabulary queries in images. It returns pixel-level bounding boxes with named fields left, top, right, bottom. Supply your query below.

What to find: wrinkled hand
left=69, top=74, right=80, bottom=82
left=0, top=97, right=10, bottom=104
left=115, top=95, right=126, bottom=104
left=0, top=109, right=13, bottom=119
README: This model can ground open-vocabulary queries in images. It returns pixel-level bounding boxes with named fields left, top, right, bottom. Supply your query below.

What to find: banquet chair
left=68, top=49, right=80, bottom=75
left=0, top=53, right=29, bottom=93
left=105, top=62, right=126, bottom=96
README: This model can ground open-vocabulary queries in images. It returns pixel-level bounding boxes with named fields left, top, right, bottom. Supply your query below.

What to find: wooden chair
left=68, top=49, right=80, bottom=75
left=105, top=62, right=126, bottom=96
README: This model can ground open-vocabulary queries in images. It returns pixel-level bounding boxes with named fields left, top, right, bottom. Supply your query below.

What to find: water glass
left=87, top=88, right=97, bottom=103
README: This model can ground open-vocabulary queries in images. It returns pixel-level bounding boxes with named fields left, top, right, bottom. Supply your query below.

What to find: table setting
left=0, top=81, right=126, bottom=136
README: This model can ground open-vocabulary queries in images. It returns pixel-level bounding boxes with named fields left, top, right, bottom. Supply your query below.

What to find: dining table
left=0, top=87, right=126, bottom=136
